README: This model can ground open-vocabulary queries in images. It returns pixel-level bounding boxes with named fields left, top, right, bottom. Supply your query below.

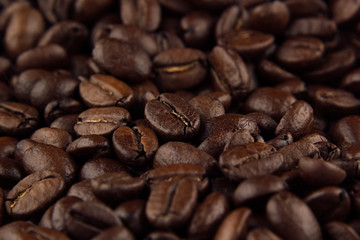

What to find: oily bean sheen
left=145, top=93, right=200, bottom=140
left=112, top=125, right=158, bottom=168
left=266, top=191, right=322, bottom=240
left=79, top=74, right=134, bottom=108
left=153, top=48, right=207, bottom=91
left=74, top=106, right=130, bottom=137
left=5, top=170, right=65, bottom=220
left=92, top=38, right=152, bottom=83
left=146, top=179, right=198, bottom=230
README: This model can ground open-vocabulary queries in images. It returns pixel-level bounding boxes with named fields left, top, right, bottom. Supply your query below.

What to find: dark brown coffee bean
left=0, top=136, right=17, bottom=158
left=0, top=81, right=12, bottom=103
left=146, top=179, right=198, bottom=229
left=90, top=172, right=145, bottom=204
left=314, top=87, right=360, bottom=117
left=246, top=112, right=278, bottom=138
left=16, top=44, right=68, bottom=71
left=93, top=38, right=152, bottom=83
left=120, top=0, right=161, bottom=32
left=5, top=170, right=65, bottom=220
left=249, top=1, right=290, bottom=35
left=275, top=100, right=314, bottom=140
left=74, top=106, right=131, bottom=137
left=304, top=48, right=356, bottom=83
left=314, top=141, right=341, bottom=160
left=0, top=221, right=70, bottom=240
left=30, top=127, right=72, bottom=150
left=4, top=6, right=45, bottom=59
left=38, top=20, right=88, bottom=53
left=145, top=93, right=200, bottom=140
left=305, top=187, right=350, bottom=223
left=245, top=87, right=296, bottom=121
left=92, top=226, right=135, bottom=240
left=72, top=0, right=114, bottom=23
left=50, top=114, right=78, bottom=136
left=330, top=0, right=360, bottom=25
left=214, top=208, right=252, bottom=240
left=246, top=227, right=282, bottom=240
left=145, top=231, right=180, bottom=240
left=44, top=98, right=83, bottom=124
left=67, top=180, right=99, bottom=202
left=285, top=17, right=337, bottom=39
left=79, top=74, right=134, bottom=108
left=278, top=141, right=320, bottom=171
left=21, top=142, right=77, bottom=185
left=158, top=0, right=194, bottom=14
left=330, top=115, right=360, bottom=149
left=79, top=157, right=128, bottom=180
left=132, top=80, right=160, bottom=114
left=266, top=191, right=322, bottom=240
left=218, top=29, right=274, bottom=59
left=189, top=94, right=225, bottom=122
left=215, top=4, right=249, bottom=38
left=223, top=129, right=256, bottom=151
left=267, top=132, right=294, bottom=149
left=328, top=159, right=360, bottom=179
left=65, top=201, right=122, bottom=240
left=113, top=125, right=158, bottom=168
left=115, top=199, right=148, bottom=237
left=0, top=157, right=24, bottom=188
left=39, top=205, right=55, bottom=229
left=198, top=131, right=235, bottom=159
left=300, top=133, right=328, bottom=144
left=67, top=135, right=112, bottom=161
left=153, top=48, right=207, bottom=91
left=206, top=91, right=232, bottom=111
left=154, top=31, right=185, bottom=52
left=209, top=46, right=251, bottom=99
left=258, top=59, right=298, bottom=85
left=275, top=78, right=306, bottom=97
left=51, top=196, right=82, bottom=232
left=233, top=175, right=287, bottom=206
left=154, top=142, right=217, bottom=174
left=340, top=69, right=360, bottom=95
left=284, top=0, right=327, bottom=18
left=0, top=101, right=39, bottom=137
left=188, top=192, right=229, bottom=238
left=180, top=11, right=215, bottom=48
left=299, top=157, right=346, bottom=186
left=201, top=113, right=259, bottom=141
left=325, top=221, right=360, bottom=240
left=276, top=37, right=324, bottom=71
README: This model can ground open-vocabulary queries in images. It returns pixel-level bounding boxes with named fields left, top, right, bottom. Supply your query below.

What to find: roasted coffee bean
left=276, top=37, right=324, bottom=71
left=93, top=38, right=152, bottom=83
left=208, top=46, right=251, bottom=99
left=5, top=170, right=65, bottom=220
left=44, top=98, right=83, bottom=124
left=246, top=112, right=277, bottom=138
left=325, top=221, right=360, bottom=240
left=67, top=180, right=99, bottom=202
left=145, top=93, right=200, bottom=140
left=0, top=101, right=39, bottom=137
left=0, top=221, right=70, bottom=240
left=314, top=141, right=341, bottom=160
left=91, top=172, right=145, bottom=204
left=74, top=106, right=130, bottom=137
left=300, top=133, right=328, bottom=144
left=258, top=59, right=298, bottom=85
left=189, top=94, right=225, bottom=122
left=92, top=226, right=136, bottom=240
left=65, top=201, right=122, bottom=240
left=131, top=80, right=160, bottom=114
left=21, top=142, right=77, bottom=185
left=119, top=0, right=161, bottom=32
left=146, top=179, right=198, bottom=229
left=115, top=199, right=149, bottom=237
left=153, top=142, right=217, bottom=174
left=0, top=136, right=17, bottom=158
left=198, top=131, right=236, bottom=159
left=275, top=100, right=314, bottom=140
left=50, top=114, right=78, bottom=137
left=305, top=187, right=350, bottom=223
left=154, top=31, right=185, bottom=52
left=267, top=132, right=294, bottom=149
left=38, top=21, right=88, bottom=53
left=113, top=125, right=158, bottom=168
left=188, top=192, right=229, bottom=238
left=72, top=0, right=115, bottom=23
left=246, top=227, right=282, bottom=240
left=330, top=0, right=360, bottom=25
left=215, top=4, right=249, bottom=38
left=249, top=1, right=290, bottom=35
left=218, top=29, right=274, bottom=59
left=275, top=78, right=306, bottom=97
left=214, top=208, right=252, bottom=240
left=233, top=175, right=287, bottom=206
left=266, top=191, right=322, bottom=240
left=145, top=231, right=180, bottom=240
left=143, top=163, right=208, bottom=193
left=223, top=129, right=256, bottom=151
left=299, top=157, right=346, bottom=187
left=153, top=48, right=207, bottom=91
left=284, top=0, right=327, bottom=17
left=245, top=87, right=296, bottom=121
left=79, top=158, right=128, bottom=180
left=180, top=11, right=215, bottom=48
left=340, top=69, right=360, bottom=95
left=79, top=74, right=134, bottom=108
left=39, top=205, right=54, bottom=229
left=0, top=81, right=12, bottom=102
left=206, top=91, right=232, bottom=111
left=158, top=0, right=194, bottom=14
left=330, top=115, right=360, bottom=149
left=285, top=17, right=337, bottom=39
left=51, top=196, right=82, bottom=232
left=30, top=127, right=72, bottom=150
left=16, top=44, right=68, bottom=71
left=0, top=157, right=25, bottom=188
left=67, top=135, right=112, bottom=161
left=4, top=6, right=45, bottom=59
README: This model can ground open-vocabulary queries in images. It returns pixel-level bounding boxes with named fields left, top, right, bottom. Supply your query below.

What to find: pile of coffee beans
left=1, top=0, right=360, bottom=239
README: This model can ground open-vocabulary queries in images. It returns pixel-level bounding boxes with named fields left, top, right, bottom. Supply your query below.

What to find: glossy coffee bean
left=79, top=157, right=128, bottom=180
left=325, top=221, right=360, bottom=240
left=51, top=196, right=82, bottom=232
left=5, top=170, right=65, bottom=220
left=330, top=115, right=360, bottom=149
left=30, top=127, right=72, bottom=150
left=215, top=4, right=249, bottom=38
left=258, top=59, right=298, bottom=85
left=0, top=136, right=18, bottom=158
left=145, top=93, right=200, bottom=140
left=189, top=94, right=225, bottom=122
